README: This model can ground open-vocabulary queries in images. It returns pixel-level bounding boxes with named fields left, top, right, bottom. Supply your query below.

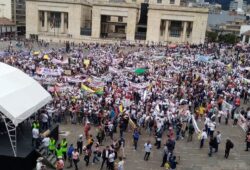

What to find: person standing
left=144, top=140, right=152, bottom=161
left=215, top=131, right=221, bottom=152
left=84, top=147, right=92, bottom=166
left=117, top=157, right=124, bottom=170
left=245, top=132, right=250, bottom=151
left=160, top=144, right=168, bottom=167
left=32, top=127, right=39, bottom=149
left=49, top=137, right=56, bottom=154
left=93, top=142, right=100, bottom=164
left=76, top=135, right=83, bottom=155
left=108, top=149, right=115, bottom=170
left=187, top=123, right=195, bottom=142
left=67, top=144, right=74, bottom=168
left=42, top=136, right=50, bottom=156
left=100, top=146, right=110, bottom=170
left=72, top=148, right=80, bottom=170
left=56, top=144, right=63, bottom=159
left=224, top=138, right=234, bottom=159
left=133, top=129, right=140, bottom=150
left=169, top=155, right=178, bottom=170
left=200, top=129, right=207, bottom=148
left=60, top=138, right=68, bottom=160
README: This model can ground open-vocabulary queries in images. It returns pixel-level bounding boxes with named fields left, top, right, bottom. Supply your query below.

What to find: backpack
left=230, top=141, right=234, bottom=149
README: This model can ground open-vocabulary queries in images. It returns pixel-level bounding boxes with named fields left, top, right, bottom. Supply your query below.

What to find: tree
left=206, top=31, right=218, bottom=42
left=218, top=33, right=237, bottom=44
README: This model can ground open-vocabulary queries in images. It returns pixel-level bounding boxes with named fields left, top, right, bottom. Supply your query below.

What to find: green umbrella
left=134, top=68, right=147, bottom=75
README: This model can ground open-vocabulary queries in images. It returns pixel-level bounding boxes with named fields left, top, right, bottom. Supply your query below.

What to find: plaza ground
left=58, top=119, right=249, bottom=170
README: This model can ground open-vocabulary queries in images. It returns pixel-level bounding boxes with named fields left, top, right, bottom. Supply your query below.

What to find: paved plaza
left=58, top=119, right=249, bottom=170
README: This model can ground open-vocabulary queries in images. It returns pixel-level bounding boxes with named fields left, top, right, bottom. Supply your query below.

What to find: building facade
left=0, top=0, right=26, bottom=36
left=26, top=0, right=208, bottom=44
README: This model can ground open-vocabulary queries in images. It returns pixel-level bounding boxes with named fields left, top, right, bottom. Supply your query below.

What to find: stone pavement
left=57, top=119, right=250, bottom=170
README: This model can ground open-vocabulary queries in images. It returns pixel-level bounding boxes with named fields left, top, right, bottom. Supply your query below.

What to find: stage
left=0, top=122, right=59, bottom=170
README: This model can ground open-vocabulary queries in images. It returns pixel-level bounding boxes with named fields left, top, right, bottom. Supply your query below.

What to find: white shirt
left=201, top=131, right=208, bottom=140
left=42, top=137, right=50, bottom=147
left=108, top=152, right=115, bottom=162
left=32, top=128, right=39, bottom=139
left=118, top=160, right=124, bottom=170
left=36, top=162, right=43, bottom=170
left=144, top=143, right=152, bottom=152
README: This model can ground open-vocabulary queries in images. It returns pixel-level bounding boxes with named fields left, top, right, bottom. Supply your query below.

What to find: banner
left=222, top=101, right=233, bottom=113
left=36, top=67, right=63, bottom=76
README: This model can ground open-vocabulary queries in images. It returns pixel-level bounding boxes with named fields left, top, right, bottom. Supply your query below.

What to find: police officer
left=56, top=144, right=63, bottom=159
left=32, top=120, right=40, bottom=130
left=60, top=138, right=68, bottom=160
left=49, top=137, right=56, bottom=154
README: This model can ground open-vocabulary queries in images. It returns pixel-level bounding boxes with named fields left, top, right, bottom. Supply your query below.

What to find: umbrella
left=135, top=68, right=147, bottom=75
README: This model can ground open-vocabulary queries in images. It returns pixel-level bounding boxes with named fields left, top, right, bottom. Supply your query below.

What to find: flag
left=81, top=84, right=95, bottom=93
left=119, top=104, right=123, bottom=113
left=84, top=59, right=90, bottom=67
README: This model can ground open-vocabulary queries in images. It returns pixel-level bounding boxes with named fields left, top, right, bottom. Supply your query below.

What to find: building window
left=170, top=0, right=175, bottom=4
left=49, top=12, right=61, bottom=28
left=157, top=0, right=162, bottom=4
left=39, top=11, right=45, bottom=27
left=144, top=0, right=149, bottom=3
left=118, top=16, right=123, bottom=22
left=170, top=21, right=182, bottom=37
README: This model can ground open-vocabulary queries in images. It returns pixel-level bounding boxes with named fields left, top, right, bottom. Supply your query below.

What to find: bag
left=230, top=141, right=234, bottom=149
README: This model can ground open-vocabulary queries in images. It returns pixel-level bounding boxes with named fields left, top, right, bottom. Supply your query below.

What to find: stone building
left=26, top=0, right=208, bottom=44
left=0, top=0, right=26, bottom=36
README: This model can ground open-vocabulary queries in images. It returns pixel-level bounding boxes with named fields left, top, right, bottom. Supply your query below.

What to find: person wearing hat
left=61, top=138, right=68, bottom=160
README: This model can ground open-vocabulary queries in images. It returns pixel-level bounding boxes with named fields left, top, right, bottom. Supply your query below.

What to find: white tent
left=0, top=62, right=52, bottom=126
left=0, top=62, right=52, bottom=157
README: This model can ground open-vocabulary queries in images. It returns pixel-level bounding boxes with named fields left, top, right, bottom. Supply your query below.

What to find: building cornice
left=148, top=4, right=209, bottom=14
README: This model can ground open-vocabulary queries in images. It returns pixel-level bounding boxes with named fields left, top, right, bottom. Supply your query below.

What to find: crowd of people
left=1, top=40, right=250, bottom=170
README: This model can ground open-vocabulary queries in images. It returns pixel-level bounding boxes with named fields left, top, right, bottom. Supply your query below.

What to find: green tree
left=206, top=31, right=218, bottom=42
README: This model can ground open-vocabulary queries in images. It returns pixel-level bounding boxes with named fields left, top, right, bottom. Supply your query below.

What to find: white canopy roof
left=0, top=62, right=52, bottom=126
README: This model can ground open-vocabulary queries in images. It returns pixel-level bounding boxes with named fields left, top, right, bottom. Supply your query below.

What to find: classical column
left=44, top=11, right=48, bottom=32
left=242, top=35, right=246, bottom=43
left=91, top=8, right=101, bottom=38
left=182, top=21, right=187, bottom=43
left=146, top=10, right=161, bottom=42
left=61, top=12, right=65, bottom=33
left=126, top=9, right=137, bottom=41
left=164, top=20, right=169, bottom=41
left=248, top=36, right=250, bottom=44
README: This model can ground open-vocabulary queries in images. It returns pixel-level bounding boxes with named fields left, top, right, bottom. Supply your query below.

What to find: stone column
left=44, top=11, right=48, bottom=32
left=126, top=9, right=137, bottom=41
left=248, top=36, right=250, bottom=44
left=242, top=35, right=246, bottom=43
left=61, top=12, right=64, bottom=33
left=182, top=21, right=187, bottom=43
left=146, top=10, right=161, bottom=42
left=92, top=7, right=101, bottom=38
left=164, top=20, right=169, bottom=41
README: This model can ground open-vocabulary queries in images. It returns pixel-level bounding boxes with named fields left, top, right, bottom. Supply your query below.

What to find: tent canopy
left=0, top=62, right=52, bottom=126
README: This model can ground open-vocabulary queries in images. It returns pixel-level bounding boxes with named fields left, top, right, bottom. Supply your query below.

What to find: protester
left=225, top=138, right=234, bottom=159
left=144, top=140, right=152, bottom=161
left=72, top=148, right=80, bottom=170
